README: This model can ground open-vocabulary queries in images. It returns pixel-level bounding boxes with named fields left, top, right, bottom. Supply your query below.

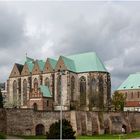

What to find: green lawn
left=0, top=133, right=6, bottom=139
left=77, top=131, right=140, bottom=139
left=20, top=135, right=46, bottom=139
left=12, top=132, right=140, bottom=139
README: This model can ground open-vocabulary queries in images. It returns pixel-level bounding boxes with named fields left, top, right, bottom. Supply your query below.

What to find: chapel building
left=7, top=52, right=111, bottom=111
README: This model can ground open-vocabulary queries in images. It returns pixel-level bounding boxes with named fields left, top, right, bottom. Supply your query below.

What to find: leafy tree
left=0, top=89, right=3, bottom=108
left=47, top=119, right=75, bottom=139
left=112, top=91, right=126, bottom=111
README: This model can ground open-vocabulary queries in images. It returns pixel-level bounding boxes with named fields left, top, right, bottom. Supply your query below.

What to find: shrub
left=47, top=119, right=75, bottom=139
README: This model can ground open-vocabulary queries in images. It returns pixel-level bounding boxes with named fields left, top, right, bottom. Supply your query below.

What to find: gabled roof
left=26, top=62, right=34, bottom=73
left=117, top=73, right=140, bottom=90
left=15, top=63, right=23, bottom=73
left=39, top=85, right=52, bottom=98
left=26, top=57, right=34, bottom=63
left=60, top=56, right=76, bottom=72
left=63, top=52, right=107, bottom=73
left=25, top=57, right=34, bottom=73
left=37, top=60, right=45, bottom=71
left=48, top=58, right=57, bottom=69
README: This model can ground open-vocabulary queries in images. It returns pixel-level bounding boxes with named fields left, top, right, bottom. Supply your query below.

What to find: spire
left=26, top=52, right=27, bottom=58
left=25, top=53, right=34, bottom=63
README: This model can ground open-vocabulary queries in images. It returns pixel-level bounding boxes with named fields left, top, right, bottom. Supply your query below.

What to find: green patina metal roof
left=48, top=58, right=57, bottom=69
left=61, top=56, right=76, bottom=72
left=26, top=62, right=34, bottom=73
left=37, top=60, right=45, bottom=71
left=65, top=52, right=107, bottom=73
left=26, top=57, right=34, bottom=63
left=117, top=72, right=140, bottom=90
left=25, top=57, right=34, bottom=73
left=24, top=52, right=107, bottom=73
left=39, top=85, right=52, bottom=97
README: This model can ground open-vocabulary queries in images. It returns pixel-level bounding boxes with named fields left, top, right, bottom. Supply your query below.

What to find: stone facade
left=1, top=109, right=140, bottom=136
left=7, top=52, right=111, bottom=111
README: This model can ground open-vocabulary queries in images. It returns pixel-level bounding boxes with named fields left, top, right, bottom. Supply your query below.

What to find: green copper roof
left=61, top=56, right=76, bottom=72
left=25, top=57, right=34, bottom=73
left=65, top=52, right=107, bottom=73
left=48, top=58, right=57, bottom=69
left=117, top=73, right=140, bottom=90
left=26, top=57, right=34, bottom=63
left=39, top=85, right=52, bottom=97
left=37, top=60, right=45, bottom=71
left=26, top=62, right=34, bottom=73
left=24, top=52, right=107, bottom=73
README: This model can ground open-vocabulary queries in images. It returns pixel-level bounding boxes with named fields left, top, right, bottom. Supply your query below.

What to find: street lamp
left=58, top=70, right=65, bottom=140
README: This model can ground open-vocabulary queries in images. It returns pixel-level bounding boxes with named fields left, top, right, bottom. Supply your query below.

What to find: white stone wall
left=42, top=73, right=53, bottom=94
left=8, top=77, right=19, bottom=104
left=54, top=71, right=69, bottom=110
left=32, top=75, right=40, bottom=88
left=20, top=76, right=29, bottom=107
left=77, top=73, right=89, bottom=108
left=124, top=107, right=140, bottom=112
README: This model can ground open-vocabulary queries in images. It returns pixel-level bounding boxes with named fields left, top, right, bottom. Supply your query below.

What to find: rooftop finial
left=26, top=52, right=27, bottom=58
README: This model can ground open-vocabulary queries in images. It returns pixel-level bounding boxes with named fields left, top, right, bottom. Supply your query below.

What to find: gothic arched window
left=79, top=76, right=86, bottom=106
left=71, top=76, right=75, bottom=101
left=34, top=78, right=38, bottom=92
left=13, top=80, right=17, bottom=101
left=57, top=75, right=61, bottom=105
left=45, top=77, right=50, bottom=88
left=90, top=78, right=98, bottom=107
left=23, top=79, right=27, bottom=106
left=91, top=78, right=97, bottom=94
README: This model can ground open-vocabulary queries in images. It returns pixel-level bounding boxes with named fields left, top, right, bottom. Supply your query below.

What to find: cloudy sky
left=0, top=1, right=140, bottom=91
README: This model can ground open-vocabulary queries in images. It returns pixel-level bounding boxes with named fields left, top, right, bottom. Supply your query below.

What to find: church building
left=7, top=52, right=111, bottom=111
left=117, top=72, right=140, bottom=112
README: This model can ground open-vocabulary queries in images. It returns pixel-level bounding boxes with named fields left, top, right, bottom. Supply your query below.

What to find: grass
left=0, top=133, right=6, bottom=139
left=20, top=135, right=46, bottom=139
left=77, top=131, right=140, bottom=139
left=11, top=131, right=140, bottom=139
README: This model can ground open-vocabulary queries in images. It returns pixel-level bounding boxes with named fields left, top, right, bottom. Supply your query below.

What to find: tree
left=112, top=91, right=126, bottom=111
left=47, top=119, right=76, bottom=139
left=0, top=89, right=3, bottom=108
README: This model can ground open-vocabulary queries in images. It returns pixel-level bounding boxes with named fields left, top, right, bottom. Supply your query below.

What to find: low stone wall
left=1, top=109, right=140, bottom=136
left=0, top=109, right=6, bottom=133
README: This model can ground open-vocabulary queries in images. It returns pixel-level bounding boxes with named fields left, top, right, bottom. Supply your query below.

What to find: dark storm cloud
left=0, top=1, right=140, bottom=91
left=0, top=4, right=26, bottom=48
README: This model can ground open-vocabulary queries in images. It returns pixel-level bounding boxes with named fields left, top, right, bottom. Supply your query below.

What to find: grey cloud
left=0, top=1, right=140, bottom=92
left=0, top=5, right=26, bottom=48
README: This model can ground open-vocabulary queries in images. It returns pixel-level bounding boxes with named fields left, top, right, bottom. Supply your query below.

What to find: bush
left=47, top=119, right=75, bottom=139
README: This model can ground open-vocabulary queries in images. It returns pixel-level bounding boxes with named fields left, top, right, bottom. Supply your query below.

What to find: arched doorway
left=33, top=103, right=38, bottom=111
left=122, top=124, right=127, bottom=134
left=35, top=124, right=45, bottom=135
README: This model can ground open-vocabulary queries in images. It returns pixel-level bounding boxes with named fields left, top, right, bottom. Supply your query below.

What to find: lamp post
left=58, top=70, right=65, bottom=140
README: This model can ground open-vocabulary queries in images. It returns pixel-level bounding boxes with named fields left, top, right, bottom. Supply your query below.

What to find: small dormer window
left=123, top=86, right=126, bottom=89
left=131, top=86, right=133, bottom=88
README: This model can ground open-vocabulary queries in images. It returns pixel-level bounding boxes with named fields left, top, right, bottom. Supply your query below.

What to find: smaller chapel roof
left=117, top=72, right=140, bottom=90
left=39, top=85, right=52, bottom=98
